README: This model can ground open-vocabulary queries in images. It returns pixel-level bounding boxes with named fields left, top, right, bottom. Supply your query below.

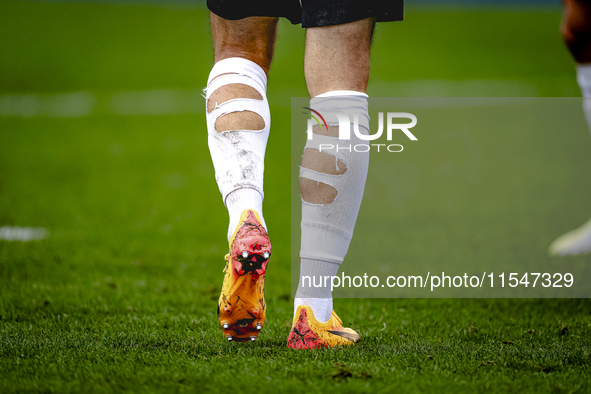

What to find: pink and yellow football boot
left=218, top=209, right=271, bottom=342
left=287, top=305, right=360, bottom=349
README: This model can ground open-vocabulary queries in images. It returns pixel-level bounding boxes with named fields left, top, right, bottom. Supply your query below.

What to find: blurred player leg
left=550, top=0, right=591, bottom=255
left=288, top=18, right=374, bottom=349
left=206, top=13, right=277, bottom=341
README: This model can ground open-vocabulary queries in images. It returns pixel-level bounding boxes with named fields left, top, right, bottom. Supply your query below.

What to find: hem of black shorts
left=302, top=9, right=403, bottom=28
left=207, top=0, right=302, bottom=24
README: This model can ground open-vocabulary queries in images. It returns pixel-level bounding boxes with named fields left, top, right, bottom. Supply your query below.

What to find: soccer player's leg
left=288, top=18, right=375, bottom=349
left=550, top=0, right=591, bottom=256
left=205, top=13, right=277, bottom=341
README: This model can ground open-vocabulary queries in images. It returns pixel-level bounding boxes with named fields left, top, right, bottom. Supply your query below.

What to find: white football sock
left=577, top=64, right=591, bottom=131
left=295, top=90, right=370, bottom=323
left=205, top=57, right=270, bottom=240
left=226, top=188, right=266, bottom=240
left=294, top=259, right=340, bottom=322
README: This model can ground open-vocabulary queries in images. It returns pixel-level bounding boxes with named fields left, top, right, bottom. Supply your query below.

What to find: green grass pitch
left=1, top=1, right=590, bottom=392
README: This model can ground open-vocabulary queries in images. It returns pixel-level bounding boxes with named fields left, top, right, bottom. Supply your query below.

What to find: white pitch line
left=0, top=226, right=49, bottom=242
left=0, top=80, right=538, bottom=118
left=108, top=88, right=205, bottom=115
left=0, top=92, right=95, bottom=118
left=368, top=79, right=539, bottom=97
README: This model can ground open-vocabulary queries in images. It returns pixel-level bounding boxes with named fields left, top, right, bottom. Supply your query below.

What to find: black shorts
left=207, top=0, right=404, bottom=28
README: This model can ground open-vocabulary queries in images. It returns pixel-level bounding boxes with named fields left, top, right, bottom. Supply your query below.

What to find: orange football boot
left=218, top=209, right=271, bottom=342
left=287, top=305, right=360, bottom=349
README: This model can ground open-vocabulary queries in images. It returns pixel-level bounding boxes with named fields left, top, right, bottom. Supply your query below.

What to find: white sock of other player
left=577, top=64, right=591, bottom=97
left=548, top=64, right=591, bottom=256
left=294, top=90, right=370, bottom=322
left=204, top=57, right=269, bottom=240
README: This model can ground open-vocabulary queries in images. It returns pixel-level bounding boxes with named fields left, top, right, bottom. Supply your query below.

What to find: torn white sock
left=296, top=90, right=370, bottom=323
left=205, top=57, right=270, bottom=240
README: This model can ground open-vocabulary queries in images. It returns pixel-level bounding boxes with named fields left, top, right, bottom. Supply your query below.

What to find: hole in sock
left=299, top=147, right=346, bottom=204
left=299, top=178, right=338, bottom=204
left=207, top=83, right=263, bottom=113
left=312, top=124, right=339, bottom=137
left=301, top=148, right=347, bottom=175
left=214, top=111, right=265, bottom=132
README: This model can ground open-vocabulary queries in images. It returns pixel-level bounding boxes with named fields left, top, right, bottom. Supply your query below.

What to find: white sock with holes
left=205, top=57, right=270, bottom=240
left=294, top=90, right=370, bottom=323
